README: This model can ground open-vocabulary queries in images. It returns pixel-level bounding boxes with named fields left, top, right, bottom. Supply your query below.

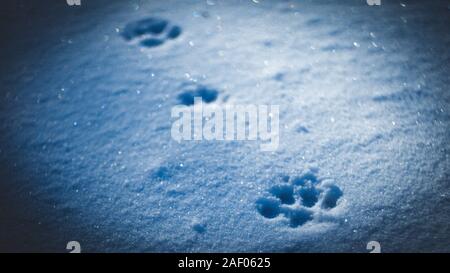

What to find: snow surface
left=0, top=0, right=449, bottom=252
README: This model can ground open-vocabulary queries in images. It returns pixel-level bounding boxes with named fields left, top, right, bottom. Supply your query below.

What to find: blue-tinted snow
left=0, top=0, right=449, bottom=252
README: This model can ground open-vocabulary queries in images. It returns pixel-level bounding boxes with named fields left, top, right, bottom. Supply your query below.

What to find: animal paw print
left=177, top=86, right=219, bottom=106
left=256, top=169, right=343, bottom=228
left=121, top=17, right=182, bottom=48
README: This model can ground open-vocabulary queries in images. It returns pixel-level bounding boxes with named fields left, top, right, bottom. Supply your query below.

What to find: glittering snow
left=0, top=0, right=449, bottom=252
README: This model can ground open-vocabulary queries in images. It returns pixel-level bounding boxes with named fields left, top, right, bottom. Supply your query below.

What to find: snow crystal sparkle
left=171, top=97, right=279, bottom=151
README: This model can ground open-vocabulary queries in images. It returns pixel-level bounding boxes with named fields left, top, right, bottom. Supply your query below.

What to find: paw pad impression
left=256, top=169, right=343, bottom=228
left=121, top=17, right=182, bottom=48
